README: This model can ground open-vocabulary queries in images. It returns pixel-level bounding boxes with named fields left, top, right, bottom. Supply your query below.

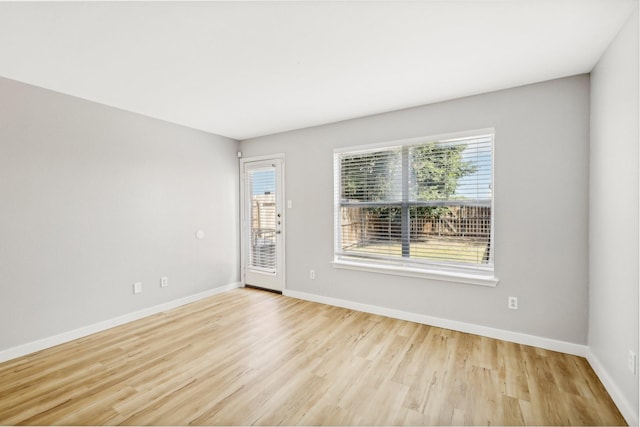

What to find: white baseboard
left=283, top=289, right=588, bottom=357
left=587, top=350, right=639, bottom=426
left=0, top=282, right=242, bottom=364
left=4, top=284, right=633, bottom=426
left=284, top=290, right=640, bottom=423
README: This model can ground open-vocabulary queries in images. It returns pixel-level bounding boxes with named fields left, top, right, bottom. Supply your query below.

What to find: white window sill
left=331, top=259, right=499, bottom=287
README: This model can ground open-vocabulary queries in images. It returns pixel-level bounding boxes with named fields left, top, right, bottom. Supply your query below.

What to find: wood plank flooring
left=0, top=288, right=626, bottom=425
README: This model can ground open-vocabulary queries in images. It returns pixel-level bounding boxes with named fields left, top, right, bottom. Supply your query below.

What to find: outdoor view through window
left=335, top=133, right=493, bottom=274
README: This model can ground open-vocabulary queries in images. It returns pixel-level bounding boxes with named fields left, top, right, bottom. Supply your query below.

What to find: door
left=241, top=156, right=285, bottom=292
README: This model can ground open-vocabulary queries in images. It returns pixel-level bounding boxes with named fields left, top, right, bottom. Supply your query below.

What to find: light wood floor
left=0, top=288, right=626, bottom=426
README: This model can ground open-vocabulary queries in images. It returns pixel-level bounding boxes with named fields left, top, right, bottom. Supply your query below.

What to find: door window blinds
left=248, top=167, right=277, bottom=272
left=334, top=133, right=494, bottom=273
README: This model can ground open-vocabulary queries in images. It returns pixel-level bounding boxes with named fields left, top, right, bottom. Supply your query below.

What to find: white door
left=241, top=156, right=285, bottom=292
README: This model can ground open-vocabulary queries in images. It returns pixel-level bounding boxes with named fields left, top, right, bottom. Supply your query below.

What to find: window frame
left=332, top=129, right=498, bottom=287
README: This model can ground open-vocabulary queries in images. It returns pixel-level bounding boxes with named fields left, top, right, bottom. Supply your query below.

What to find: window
left=333, top=131, right=495, bottom=284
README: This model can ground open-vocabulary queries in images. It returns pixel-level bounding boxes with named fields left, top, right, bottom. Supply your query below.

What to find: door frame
left=240, top=154, right=286, bottom=292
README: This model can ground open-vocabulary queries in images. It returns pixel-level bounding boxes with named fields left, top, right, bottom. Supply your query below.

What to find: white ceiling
left=0, top=1, right=636, bottom=140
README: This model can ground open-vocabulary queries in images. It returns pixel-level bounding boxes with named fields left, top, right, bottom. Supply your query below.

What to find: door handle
left=275, top=230, right=282, bottom=234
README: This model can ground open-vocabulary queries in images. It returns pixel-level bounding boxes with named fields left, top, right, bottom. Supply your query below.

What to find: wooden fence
left=341, top=205, right=491, bottom=248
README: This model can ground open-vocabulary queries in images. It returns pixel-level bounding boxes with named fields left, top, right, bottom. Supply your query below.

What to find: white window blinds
left=334, top=133, right=494, bottom=274
left=248, top=167, right=277, bottom=272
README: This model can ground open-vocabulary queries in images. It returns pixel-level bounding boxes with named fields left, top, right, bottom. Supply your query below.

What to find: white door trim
left=240, top=154, right=286, bottom=292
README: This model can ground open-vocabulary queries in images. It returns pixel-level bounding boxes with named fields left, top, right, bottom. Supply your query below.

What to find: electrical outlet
left=160, top=277, right=168, bottom=288
left=133, top=282, right=142, bottom=294
left=628, top=350, right=637, bottom=375
left=310, top=269, right=316, bottom=280
left=508, top=296, right=518, bottom=310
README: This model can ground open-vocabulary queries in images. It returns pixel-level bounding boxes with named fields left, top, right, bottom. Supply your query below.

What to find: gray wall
left=241, top=75, right=591, bottom=344
left=0, top=77, right=240, bottom=351
left=589, top=7, right=639, bottom=418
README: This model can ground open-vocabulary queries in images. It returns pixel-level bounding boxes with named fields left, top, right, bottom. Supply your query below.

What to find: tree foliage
left=340, top=150, right=399, bottom=202
left=411, top=143, right=476, bottom=201
left=340, top=143, right=476, bottom=202
left=340, top=143, right=477, bottom=230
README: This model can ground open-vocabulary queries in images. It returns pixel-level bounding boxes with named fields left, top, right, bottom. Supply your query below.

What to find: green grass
left=344, top=238, right=489, bottom=264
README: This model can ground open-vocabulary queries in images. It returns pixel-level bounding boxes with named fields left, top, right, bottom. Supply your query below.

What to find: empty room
left=0, top=1, right=638, bottom=425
